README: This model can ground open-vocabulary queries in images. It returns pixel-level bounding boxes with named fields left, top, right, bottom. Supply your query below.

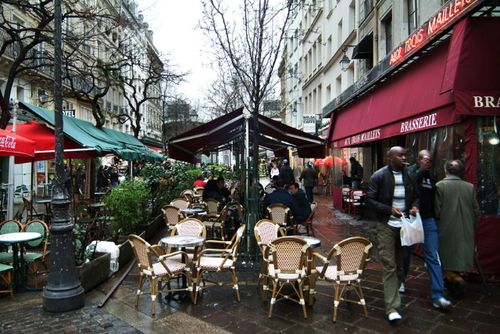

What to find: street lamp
left=339, top=45, right=356, bottom=72
left=6, top=100, right=18, bottom=220
left=42, top=0, right=85, bottom=312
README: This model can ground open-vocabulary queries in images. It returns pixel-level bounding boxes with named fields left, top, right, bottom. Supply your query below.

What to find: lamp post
left=6, top=100, right=17, bottom=220
left=42, top=0, right=85, bottom=312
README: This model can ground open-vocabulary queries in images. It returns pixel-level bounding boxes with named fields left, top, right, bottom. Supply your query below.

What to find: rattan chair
left=266, top=236, right=310, bottom=319
left=23, top=219, right=49, bottom=289
left=303, top=202, right=317, bottom=237
left=128, top=234, right=194, bottom=316
left=161, top=205, right=182, bottom=231
left=168, top=218, right=206, bottom=261
left=193, top=224, right=246, bottom=304
left=313, top=236, right=372, bottom=322
left=254, top=219, right=283, bottom=298
left=204, top=198, right=220, bottom=215
left=170, top=198, right=191, bottom=210
left=266, top=203, right=291, bottom=234
left=180, top=189, right=194, bottom=203
left=341, top=187, right=352, bottom=212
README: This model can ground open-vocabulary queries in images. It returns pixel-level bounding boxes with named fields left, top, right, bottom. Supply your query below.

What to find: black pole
left=43, top=0, right=85, bottom=312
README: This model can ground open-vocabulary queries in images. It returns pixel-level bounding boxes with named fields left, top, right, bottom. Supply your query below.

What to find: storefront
left=325, top=11, right=500, bottom=278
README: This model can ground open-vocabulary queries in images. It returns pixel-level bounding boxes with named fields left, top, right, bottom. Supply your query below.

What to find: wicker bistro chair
left=254, top=219, right=284, bottom=298
left=265, top=236, right=310, bottom=319
left=161, top=205, right=182, bottom=231
left=128, top=234, right=194, bottom=317
left=303, top=202, right=317, bottom=237
left=204, top=198, right=220, bottom=216
left=266, top=203, right=292, bottom=235
left=193, top=224, right=246, bottom=304
left=349, top=190, right=365, bottom=216
left=313, top=236, right=373, bottom=322
left=23, top=220, right=49, bottom=289
left=168, top=218, right=206, bottom=262
left=0, top=219, right=24, bottom=264
left=341, top=187, right=352, bottom=212
left=170, top=198, right=191, bottom=211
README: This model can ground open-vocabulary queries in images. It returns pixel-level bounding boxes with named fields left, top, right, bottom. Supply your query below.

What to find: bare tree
left=200, top=0, right=295, bottom=175
left=205, top=59, right=244, bottom=118
left=0, top=0, right=54, bottom=128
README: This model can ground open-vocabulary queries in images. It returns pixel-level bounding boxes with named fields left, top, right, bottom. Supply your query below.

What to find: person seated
left=193, top=176, right=206, bottom=188
left=203, top=179, right=224, bottom=203
left=216, top=177, right=231, bottom=205
left=264, top=178, right=299, bottom=225
left=264, top=175, right=279, bottom=194
left=288, top=182, right=312, bottom=224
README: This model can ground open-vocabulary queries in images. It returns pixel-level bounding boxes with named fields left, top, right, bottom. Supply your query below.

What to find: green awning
left=20, top=102, right=163, bottom=162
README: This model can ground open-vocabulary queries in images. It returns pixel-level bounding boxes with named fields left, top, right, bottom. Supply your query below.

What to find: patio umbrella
left=0, top=128, right=35, bottom=158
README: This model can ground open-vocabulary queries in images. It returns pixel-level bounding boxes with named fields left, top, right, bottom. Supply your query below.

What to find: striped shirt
left=388, top=171, right=406, bottom=228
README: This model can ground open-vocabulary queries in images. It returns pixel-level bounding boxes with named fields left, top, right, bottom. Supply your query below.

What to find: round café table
left=295, top=235, right=321, bottom=249
left=0, top=232, right=41, bottom=290
left=160, top=235, right=205, bottom=301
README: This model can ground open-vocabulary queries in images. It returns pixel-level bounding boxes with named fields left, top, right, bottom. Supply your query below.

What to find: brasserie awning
left=168, top=107, right=325, bottom=163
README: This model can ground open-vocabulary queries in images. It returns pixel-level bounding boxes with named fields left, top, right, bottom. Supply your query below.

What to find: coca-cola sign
left=0, top=135, right=17, bottom=149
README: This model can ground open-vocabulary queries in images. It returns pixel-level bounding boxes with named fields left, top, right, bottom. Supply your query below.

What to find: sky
left=138, top=0, right=216, bottom=105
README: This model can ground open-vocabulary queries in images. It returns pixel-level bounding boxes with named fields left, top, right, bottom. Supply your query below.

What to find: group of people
left=96, top=165, right=121, bottom=192
left=367, top=146, right=479, bottom=323
left=263, top=159, right=320, bottom=229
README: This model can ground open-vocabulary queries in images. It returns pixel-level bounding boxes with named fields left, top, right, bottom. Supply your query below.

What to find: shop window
left=477, top=117, right=500, bottom=215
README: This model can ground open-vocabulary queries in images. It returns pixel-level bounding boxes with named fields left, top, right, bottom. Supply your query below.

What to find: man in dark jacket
left=264, top=178, right=299, bottom=221
left=299, top=162, right=317, bottom=203
left=349, top=157, right=363, bottom=189
left=366, top=146, right=418, bottom=323
left=279, top=159, right=295, bottom=187
left=289, top=182, right=311, bottom=223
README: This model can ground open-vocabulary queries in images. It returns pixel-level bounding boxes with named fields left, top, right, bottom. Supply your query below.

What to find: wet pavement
left=1, top=194, right=500, bottom=333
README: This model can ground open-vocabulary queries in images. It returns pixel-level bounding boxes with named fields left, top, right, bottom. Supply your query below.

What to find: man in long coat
left=435, top=159, right=479, bottom=296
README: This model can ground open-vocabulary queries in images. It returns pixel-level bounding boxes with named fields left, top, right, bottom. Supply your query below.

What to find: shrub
left=103, top=179, right=150, bottom=236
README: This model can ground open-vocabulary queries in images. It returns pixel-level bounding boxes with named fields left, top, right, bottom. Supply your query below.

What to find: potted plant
left=103, top=179, right=150, bottom=240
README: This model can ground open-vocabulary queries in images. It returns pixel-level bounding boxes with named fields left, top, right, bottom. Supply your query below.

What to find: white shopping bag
left=400, top=212, right=424, bottom=246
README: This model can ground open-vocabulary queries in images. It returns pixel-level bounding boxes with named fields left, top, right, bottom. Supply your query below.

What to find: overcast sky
left=138, top=0, right=216, bottom=105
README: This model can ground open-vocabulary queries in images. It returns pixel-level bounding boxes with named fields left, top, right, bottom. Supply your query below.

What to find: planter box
left=77, top=252, right=111, bottom=293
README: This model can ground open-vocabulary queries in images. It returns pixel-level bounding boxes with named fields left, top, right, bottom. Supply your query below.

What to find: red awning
left=453, top=17, right=500, bottom=115
left=329, top=17, right=500, bottom=148
left=8, top=122, right=96, bottom=163
left=0, top=128, right=35, bottom=158
left=329, top=38, right=458, bottom=148
left=168, top=108, right=325, bottom=163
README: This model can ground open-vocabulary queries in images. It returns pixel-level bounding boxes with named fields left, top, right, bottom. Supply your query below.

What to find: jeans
left=422, top=217, right=446, bottom=300
left=377, top=223, right=407, bottom=315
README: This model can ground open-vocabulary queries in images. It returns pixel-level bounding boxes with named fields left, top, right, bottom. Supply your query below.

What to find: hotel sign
left=390, top=0, right=480, bottom=66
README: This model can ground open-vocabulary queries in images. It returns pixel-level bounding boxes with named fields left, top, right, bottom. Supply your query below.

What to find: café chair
left=21, top=197, right=46, bottom=222
left=193, top=224, right=245, bottom=304
left=303, top=202, right=317, bottom=237
left=180, top=189, right=194, bottom=203
left=0, top=219, right=23, bottom=264
left=266, top=203, right=291, bottom=235
left=161, top=205, right=182, bottom=231
left=170, top=198, right=191, bottom=211
left=23, top=219, right=50, bottom=289
left=341, top=187, right=352, bottom=212
left=0, top=263, right=14, bottom=299
left=266, top=236, right=309, bottom=319
left=129, top=234, right=194, bottom=316
left=168, top=218, right=206, bottom=262
left=349, top=190, right=365, bottom=216
left=254, top=219, right=283, bottom=298
left=204, top=198, right=220, bottom=216
left=313, top=236, right=372, bottom=322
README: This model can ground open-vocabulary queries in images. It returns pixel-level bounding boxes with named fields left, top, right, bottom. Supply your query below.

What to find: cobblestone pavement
left=1, top=194, right=499, bottom=333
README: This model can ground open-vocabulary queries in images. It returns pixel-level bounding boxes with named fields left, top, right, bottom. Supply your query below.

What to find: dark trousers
left=305, top=186, right=314, bottom=203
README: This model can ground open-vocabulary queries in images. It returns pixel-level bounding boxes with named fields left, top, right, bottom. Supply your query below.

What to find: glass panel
left=477, top=117, right=500, bottom=215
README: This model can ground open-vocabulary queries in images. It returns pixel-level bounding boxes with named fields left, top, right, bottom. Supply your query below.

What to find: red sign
left=390, top=0, right=480, bottom=66
left=333, top=109, right=458, bottom=148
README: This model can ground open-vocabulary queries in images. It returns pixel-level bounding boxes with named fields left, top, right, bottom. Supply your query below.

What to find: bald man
left=366, top=146, right=418, bottom=323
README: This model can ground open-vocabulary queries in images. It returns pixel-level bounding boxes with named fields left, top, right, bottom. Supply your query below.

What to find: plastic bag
left=400, top=212, right=424, bottom=246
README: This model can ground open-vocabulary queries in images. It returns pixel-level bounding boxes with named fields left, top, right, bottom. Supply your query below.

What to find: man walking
left=366, top=146, right=418, bottom=323
left=413, top=150, right=451, bottom=309
left=435, top=160, right=479, bottom=297
left=299, top=162, right=317, bottom=203
left=350, top=157, right=364, bottom=189
left=279, top=159, right=295, bottom=187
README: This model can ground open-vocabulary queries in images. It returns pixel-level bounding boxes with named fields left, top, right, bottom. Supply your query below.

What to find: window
left=381, top=11, right=393, bottom=57
left=337, top=19, right=343, bottom=48
left=407, top=0, right=418, bottom=33
left=477, top=117, right=500, bottom=215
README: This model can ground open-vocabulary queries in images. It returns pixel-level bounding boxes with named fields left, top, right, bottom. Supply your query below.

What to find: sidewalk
left=1, top=194, right=499, bottom=333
